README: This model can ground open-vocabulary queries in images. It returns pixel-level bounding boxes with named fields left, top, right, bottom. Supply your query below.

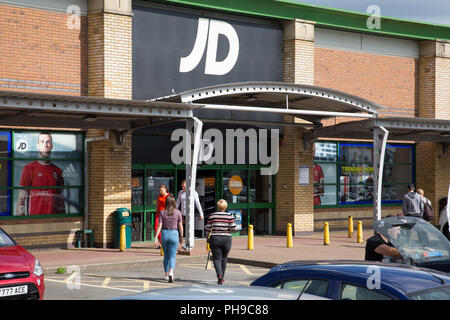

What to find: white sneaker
left=168, top=273, right=174, bottom=283
left=164, top=275, right=169, bottom=281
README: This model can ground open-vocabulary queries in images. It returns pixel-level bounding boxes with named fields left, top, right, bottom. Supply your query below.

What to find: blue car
left=251, top=261, right=450, bottom=300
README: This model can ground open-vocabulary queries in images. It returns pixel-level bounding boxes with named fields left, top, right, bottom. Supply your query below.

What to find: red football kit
left=313, top=164, right=325, bottom=206
left=19, top=161, right=65, bottom=215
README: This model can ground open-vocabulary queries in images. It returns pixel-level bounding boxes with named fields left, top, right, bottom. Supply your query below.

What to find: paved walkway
left=30, top=231, right=371, bottom=273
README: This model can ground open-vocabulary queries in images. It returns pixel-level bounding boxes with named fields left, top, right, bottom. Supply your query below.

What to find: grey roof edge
left=152, top=81, right=386, bottom=115
left=0, top=90, right=199, bottom=110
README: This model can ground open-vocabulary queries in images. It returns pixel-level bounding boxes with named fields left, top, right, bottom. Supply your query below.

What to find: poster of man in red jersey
left=16, top=132, right=66, bottom=215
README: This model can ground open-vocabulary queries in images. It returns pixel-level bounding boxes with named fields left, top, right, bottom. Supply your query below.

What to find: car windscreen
left=408, top=285, right=450, bottom=300
left=0, top=229, right=16, bottom=247
left=374, top=217, right=450, bottom=264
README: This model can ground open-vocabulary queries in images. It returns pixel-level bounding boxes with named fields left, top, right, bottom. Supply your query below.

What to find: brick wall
left=315, top=47, right=418, bottom=124
left=278, top=20, right=315, bottom=234
left=416, top=43, right=450, bottom=222
left=87, top=10, right=133, bottom=248
left=0, top=4, right=87, bottom=95
left=0, top=4, right=87, bottom=249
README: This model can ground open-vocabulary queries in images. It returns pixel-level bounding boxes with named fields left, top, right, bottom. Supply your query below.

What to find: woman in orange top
left=155, top=184, right=170, bottom=245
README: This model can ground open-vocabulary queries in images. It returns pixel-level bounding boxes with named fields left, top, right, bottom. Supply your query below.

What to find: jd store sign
left=133, top=5, right=282, bottom=100
left=179, top=18, right=239, bottom=76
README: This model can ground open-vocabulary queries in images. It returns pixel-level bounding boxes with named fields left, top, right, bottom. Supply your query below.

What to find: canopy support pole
left=373, top=126, right=389, bottom=221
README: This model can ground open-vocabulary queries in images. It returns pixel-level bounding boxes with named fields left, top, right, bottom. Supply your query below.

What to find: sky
left=292, top=0, right=450, bottom=26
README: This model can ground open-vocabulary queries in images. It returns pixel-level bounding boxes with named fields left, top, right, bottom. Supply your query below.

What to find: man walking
left=402, top=184, right=424, bottom=218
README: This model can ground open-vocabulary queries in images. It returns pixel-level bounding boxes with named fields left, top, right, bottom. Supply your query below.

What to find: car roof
left=269, top=260, right=450, bottom=294
left=113, top=285, right=302, bottom=300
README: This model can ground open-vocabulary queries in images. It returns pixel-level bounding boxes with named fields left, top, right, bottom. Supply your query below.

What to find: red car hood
left=0, top=246, right=33, bottom=273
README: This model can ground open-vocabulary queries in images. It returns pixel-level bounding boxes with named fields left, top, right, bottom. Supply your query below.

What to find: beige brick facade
left=416, top=40, right=450, bottom=224
left=87, top=2, right=133, bottom=247
left=277, top=19, right=315, bottom=234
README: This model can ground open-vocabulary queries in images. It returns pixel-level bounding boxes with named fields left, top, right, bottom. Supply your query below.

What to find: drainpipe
left=83, top=130, right=110, bottom=245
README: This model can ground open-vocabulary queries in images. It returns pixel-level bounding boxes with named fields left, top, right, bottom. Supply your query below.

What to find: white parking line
left=45, top=278, right=141, bottom=293
left=101, top=277, right=111, bottom=287
left=239, top=265, right=252, bottom=275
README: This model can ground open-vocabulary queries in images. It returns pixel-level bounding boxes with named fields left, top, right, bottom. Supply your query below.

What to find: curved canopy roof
left=153, top=81, right=383, bottom=124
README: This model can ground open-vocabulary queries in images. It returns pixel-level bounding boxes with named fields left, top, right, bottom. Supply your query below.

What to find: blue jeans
left=161, top=229, right=179, bottom=272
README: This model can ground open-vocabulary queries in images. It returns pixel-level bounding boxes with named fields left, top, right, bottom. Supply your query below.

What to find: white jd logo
left=179, top=18, right=239, bottom=75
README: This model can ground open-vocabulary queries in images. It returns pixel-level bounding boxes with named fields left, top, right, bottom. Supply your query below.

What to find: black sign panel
left=132, top=4, right=283, bottom=100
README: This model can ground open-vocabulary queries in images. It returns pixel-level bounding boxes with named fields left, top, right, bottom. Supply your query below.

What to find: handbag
left=423, top=201, right=435, bottom=221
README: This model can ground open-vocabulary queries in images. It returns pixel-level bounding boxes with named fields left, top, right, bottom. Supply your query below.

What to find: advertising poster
left=13, top=132, right=83, bottom=216
left=229, top=209, right=242, bottom=231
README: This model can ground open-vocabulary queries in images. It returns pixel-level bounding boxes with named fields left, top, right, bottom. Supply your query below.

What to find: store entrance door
left=177, top=169, right=217, bottom=238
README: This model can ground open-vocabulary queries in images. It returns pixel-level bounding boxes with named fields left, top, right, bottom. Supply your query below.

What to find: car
left=251, top=261, right=450, bottom=300
left=0, top=227, right=45, bottom=300
left=373, top=216, right=450, bottom=273
left=112, top=284, right=329, bottom=300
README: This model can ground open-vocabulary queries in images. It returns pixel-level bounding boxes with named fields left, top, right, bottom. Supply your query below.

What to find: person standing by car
left=402, top=184, right=424, bottom=218
left=205, top=199, right=237, bottom=285
left=154, top=196, right=183, bottom=283
left=365, top=227, right=402, bottom=262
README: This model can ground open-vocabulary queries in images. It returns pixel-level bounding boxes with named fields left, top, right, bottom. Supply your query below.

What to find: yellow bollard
left=357, top=221, right=363, bottom=243
left=119, top=224, right=126, bottom=252
left=287, top=223, right=293, bottom=248
left=348, top=216, right=354, bottom=238
left=248, top=225, right=254, bottom=250
left=160, top=245, right=164, bottom=256
left=324, top=222, right=330, bottom=245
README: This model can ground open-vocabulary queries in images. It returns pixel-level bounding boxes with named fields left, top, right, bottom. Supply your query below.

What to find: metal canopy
left=153, top=81, right=382, bottom=124
left=305, top=117, right=450, bottom=143
left=0, top=90, right=197, bottom=130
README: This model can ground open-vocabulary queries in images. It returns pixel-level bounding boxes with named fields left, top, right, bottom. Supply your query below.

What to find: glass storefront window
left=250, top=170, right=271, bottom=202
left=131, top=170, right=144, bottom=207
left=223, top=170, right=247, bottom=204
left=145, top=170, right=174, bottom=208
left=314, top=141, right=414, bottom=207
left=13, top=132, right=83, bottom=159
left=0, top=132, right=11, bottom=158
left=13, top=187, right=81, bottom=216
left=0, top=131, right=85, bottom=216
left=250, top=208, right=271, bottom=235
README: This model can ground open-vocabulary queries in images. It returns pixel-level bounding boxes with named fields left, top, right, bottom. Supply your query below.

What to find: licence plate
left=0, top=285, right=28, bottom=297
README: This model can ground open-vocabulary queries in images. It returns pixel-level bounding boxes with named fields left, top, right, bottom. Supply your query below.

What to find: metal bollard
left=119, top=224, right=126, bottom=252
left=287, top=223, right=293, bottom=248
left=348, top=216, right=354, bottom=238
left=324, top=222, right=330, bottom=245
left=248, top=225, right=254, bottom=250
left=357, top=221, right=363, bottom=243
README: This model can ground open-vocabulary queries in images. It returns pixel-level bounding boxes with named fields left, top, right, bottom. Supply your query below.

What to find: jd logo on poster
left=179, top=18, right=239, bottom=75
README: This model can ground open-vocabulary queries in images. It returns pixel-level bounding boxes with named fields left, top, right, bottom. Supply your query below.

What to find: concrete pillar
left=87, top=0, right=133, bottom=247
left=277, top=19, right=315, bottom=234
left=416, top=40, right=450, bottom=225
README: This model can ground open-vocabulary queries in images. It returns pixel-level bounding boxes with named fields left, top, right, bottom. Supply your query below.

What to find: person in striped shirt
left=205, top=199, right=237, bottom=285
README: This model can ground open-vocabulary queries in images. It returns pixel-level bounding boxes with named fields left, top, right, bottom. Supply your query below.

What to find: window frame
left=314, top=140, right=415, bottom=208
left=0, top=130, right=85, bottom=219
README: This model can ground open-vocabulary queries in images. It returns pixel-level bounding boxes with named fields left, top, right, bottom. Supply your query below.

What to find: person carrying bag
left=205, top=199, right=237, bottom=285
left=154, top=196, right=183, bottom=283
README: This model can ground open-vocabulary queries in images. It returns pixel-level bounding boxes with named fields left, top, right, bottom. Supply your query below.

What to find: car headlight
left=33, top=259, right=44, bottom=277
